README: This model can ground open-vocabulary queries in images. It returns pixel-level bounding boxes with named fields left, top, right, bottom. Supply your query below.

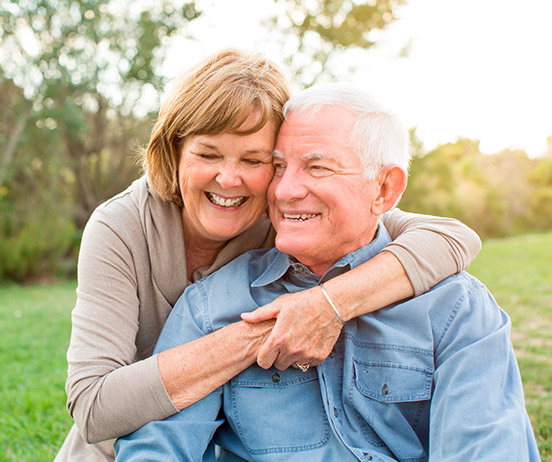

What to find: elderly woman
left=56, top=49, right=480, bottom=461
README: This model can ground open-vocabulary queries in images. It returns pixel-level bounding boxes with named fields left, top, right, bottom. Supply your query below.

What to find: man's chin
left=275, top=237, right=312, bottom=260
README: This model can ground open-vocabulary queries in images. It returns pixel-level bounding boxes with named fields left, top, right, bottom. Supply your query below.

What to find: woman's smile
left=205, top=192, right=249, bottom=208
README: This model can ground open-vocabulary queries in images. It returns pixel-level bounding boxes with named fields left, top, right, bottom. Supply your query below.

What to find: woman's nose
left=216, top=162, right=243, bottom=189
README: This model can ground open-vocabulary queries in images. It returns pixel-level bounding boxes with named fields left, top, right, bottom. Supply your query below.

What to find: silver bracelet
left=320, top=284, right=345, bottom=325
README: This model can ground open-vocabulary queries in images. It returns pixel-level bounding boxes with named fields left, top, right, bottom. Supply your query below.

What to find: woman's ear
left=371, top=165, right=407, bottom=216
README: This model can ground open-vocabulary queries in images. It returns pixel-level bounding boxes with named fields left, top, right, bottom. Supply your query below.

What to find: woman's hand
left=241, top=286, right=344, bottom=370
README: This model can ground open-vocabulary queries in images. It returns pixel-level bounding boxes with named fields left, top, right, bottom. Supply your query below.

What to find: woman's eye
left=242, top=158, right=262, bottom=166
left=198, top=153, right=219, bottom=161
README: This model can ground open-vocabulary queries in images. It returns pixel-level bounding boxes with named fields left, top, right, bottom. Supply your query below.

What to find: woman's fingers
left=240, top=304, right=280, bottom=323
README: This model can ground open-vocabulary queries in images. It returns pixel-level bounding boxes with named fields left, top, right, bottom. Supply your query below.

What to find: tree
left=0, top=0, right=200, bottom=225
left=528, top=155, right=552, bottom=230
left=0, top=0, right=201, bottom=281
left=269, top=0, right=405, bottom=87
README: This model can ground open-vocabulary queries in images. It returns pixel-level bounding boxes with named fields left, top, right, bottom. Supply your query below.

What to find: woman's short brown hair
left=144, top=49, right=291, bottom=205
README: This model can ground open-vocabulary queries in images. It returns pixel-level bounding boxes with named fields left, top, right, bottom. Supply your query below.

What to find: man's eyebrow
left=301, top=152, right=334, bottom=162
left=271, top=151, right=337, bottom=161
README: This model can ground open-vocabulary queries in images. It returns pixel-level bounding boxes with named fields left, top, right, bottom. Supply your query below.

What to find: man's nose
left=216, top=161, right=243, bottom=189
left=273, top=168, right=308, bottom=202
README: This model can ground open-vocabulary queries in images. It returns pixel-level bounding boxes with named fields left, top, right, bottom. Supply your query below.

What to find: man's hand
left=240, top=286, right=344, bottom=370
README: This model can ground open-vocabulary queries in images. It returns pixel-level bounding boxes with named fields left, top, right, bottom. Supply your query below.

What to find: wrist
left=237, top=320, right=275, bottom=360
left=319, top=278, right=358, bottom=322
left=319, top=284, right=346, bottom=325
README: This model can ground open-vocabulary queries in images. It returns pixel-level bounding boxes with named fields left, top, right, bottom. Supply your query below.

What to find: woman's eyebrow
left=245, top=148, right=273, bottom=155
left=194, top=140, right=219, bottom=150
left=193, top=141, right=271, bottom=156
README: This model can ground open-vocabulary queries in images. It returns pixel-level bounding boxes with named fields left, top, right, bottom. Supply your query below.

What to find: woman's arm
left=66, top=208, right=272, bottom=443
left=381, top=208, right=482, bottom=295
left=157, top=319, right=273, bottom=410
left=242, top=209, right=481, bottom=370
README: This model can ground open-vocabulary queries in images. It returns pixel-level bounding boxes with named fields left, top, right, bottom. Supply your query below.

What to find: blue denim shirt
left=116, top=225, right=539, bottom=462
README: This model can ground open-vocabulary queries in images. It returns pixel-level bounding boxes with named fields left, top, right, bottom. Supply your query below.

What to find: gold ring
left=294, top=362, right=310, bottom=372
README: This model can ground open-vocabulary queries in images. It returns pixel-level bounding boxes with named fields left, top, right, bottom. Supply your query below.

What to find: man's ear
left=371, top=165, right=407, bottom=216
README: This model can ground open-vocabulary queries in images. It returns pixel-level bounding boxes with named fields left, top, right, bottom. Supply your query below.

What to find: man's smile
left=281, top=213, right=320, bottom=221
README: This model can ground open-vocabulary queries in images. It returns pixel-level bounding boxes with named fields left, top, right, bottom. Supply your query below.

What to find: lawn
left=0, top=282, right=76, bottom=460
left=0, top=232, right=550, bottom=460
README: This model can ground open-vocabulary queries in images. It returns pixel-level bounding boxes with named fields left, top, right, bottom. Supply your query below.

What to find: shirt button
left=329, top=349, right=336, bottom=358
left=272, top=373, right=281, bottom=383
left=382, top=383, right=389, bottom=395
left=294, top=265, right=303, bottom=273
left=333, top=407, right=338, bottom=417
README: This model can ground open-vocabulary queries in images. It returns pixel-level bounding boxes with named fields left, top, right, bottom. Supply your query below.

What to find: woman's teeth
left=206, top=192, right=247, bottom=207
left=283, top=213, right=317, bottom=221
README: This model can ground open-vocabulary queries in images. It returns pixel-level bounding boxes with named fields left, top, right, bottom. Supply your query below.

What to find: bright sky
left=165, top=0, right=552, bottom=157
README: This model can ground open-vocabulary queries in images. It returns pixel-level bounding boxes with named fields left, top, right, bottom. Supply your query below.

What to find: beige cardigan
left=56, top=175, right=480, bottom=461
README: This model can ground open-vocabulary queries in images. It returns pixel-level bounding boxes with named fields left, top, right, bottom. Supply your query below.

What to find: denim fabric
left=116, top=224, right=540, bottom=462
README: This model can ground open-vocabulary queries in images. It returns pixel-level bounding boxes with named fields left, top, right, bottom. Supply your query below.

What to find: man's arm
left=429, top=276, right=540, bottom=461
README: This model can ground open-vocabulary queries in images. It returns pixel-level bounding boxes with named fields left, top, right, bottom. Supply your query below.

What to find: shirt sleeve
left=65, top=208, right=177, bottom=444
left=115, top=284, right=224, bottom=461
left=381, top=208, right=482, bottom=295
left=429, top=279, right=540, bottom=460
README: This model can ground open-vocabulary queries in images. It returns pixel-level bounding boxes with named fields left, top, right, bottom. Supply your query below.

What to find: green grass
left=0, top=232, right=550, bottom=460
left=0, top=282, right=76, bottom=460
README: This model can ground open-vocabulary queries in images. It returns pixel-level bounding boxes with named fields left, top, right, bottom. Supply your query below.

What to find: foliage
left=0, top=0, right=200, bottom=224
left=0, top=0, right=202, bottom=282
left=401, top=138, right=549, bottom=238
left=270, top=0, right=405, bottom=87
left=528, top=156, right=552, bottom=229
left=1, top=233, right=551, bottom=459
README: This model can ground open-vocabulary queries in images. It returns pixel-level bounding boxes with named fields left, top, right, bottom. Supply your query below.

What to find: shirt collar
left=251, top=222, right=392, bottom=288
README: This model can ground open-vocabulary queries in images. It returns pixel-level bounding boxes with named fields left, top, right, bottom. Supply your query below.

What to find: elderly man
left=115, top=84, right=539, bottom=461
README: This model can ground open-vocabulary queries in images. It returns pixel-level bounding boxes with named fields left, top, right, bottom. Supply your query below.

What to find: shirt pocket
left=348, top=345, right=433, bottom=458
left=228, top=366, right=330, bottom=455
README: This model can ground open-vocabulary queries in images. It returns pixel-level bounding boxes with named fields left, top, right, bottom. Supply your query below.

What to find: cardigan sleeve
left=65, top=206, right=178, bottom=444
left=381, top=209, right=481, bottom=296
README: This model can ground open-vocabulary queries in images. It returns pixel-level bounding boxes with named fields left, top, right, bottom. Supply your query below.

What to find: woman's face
left=178, top=114, right=276, bottom=247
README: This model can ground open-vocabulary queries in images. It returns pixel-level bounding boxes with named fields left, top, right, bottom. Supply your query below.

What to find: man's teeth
left=207, top=192, right=247, bottom=207
left=283, top=213, right=317, bottom=221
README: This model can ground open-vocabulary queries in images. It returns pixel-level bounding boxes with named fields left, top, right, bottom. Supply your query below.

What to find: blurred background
left=0, top=0, right=551, bottom=282
left=0, top=1, right=551, bottom=459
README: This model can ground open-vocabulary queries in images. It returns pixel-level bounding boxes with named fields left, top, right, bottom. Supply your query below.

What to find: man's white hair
left=283, top=82, right=411, bottom=180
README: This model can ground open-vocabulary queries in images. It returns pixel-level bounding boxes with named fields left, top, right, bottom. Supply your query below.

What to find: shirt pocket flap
left=232, top=365, right=318, bottom=388
left=353, top=359, right=433, bottom=403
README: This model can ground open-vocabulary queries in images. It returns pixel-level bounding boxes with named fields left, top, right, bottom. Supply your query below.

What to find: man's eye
left=273, top=162, right=286, bottom=174
left=309, top=165, right=332, bottom=176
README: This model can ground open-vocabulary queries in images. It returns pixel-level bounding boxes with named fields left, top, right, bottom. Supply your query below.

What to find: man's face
left=268, top=106, right=380, bottom=276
